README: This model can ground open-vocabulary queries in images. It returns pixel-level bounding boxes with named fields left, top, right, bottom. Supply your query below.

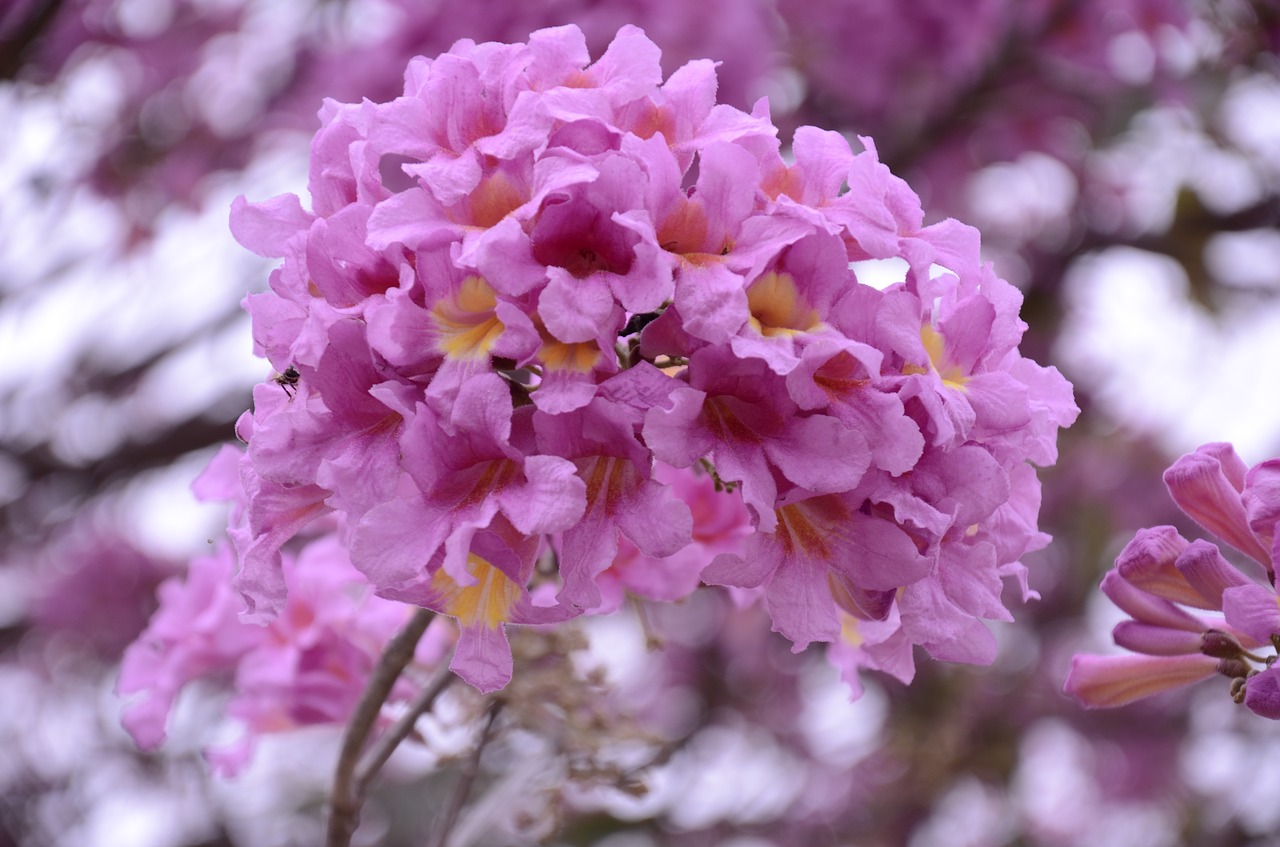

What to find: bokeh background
left=2, top=0, right=1280, bottom=845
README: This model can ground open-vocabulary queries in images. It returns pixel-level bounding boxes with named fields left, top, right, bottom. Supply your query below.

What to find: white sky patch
left=1189, top=145, right=1265, bottom=214
left=1055, top=246, right=1280, bottom=459
left=0, top=67, right=310, bottom=523
left=798, top=661, right=887, bottom=769
left=114, top=0, right=179, bottom=38
left=1181, top=690, right=1280, bottom=836
left=664, top=722, right=804, bottom=830
left=967, top=152, right=1078, bottom=246
left=119, top=449, right=231, bottom=559
left=850, top=257, right=908, bottom=290
left=910, top=777, right=1012, bottom=847
left=570, top=716, right=804, bottom=831
left=1206, top=229, right=1280, bottom=291
left=1220, top=74, right=1280, bottom=174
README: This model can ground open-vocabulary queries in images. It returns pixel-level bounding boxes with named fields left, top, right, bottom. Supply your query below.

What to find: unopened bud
left=1231, top=676, right=1248, bottom=704
left=1200, top=629, right=1245, bottom=660
left=1217, top=658, right=1250, bottom=679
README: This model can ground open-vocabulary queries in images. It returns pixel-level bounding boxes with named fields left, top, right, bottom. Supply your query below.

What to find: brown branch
left=1, top=411, right=243, bottom=543
left=0, top=0, right=68, bottom=80
left=326, top=607, right=435, bottom=847
left=353, top=662, right=456, bottom=789
left=430, top=699, right=503, bottom=847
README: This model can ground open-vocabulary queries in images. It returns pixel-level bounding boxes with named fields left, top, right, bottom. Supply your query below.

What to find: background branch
left=431, top=699, right=503, bottom=847
left=326, top=607, right=435, bottom=847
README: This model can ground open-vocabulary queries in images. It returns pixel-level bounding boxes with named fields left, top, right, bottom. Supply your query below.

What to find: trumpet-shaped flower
left=125, top=24, right=1076, bottom=735
left=1067, top=443, right=1280, bottom=719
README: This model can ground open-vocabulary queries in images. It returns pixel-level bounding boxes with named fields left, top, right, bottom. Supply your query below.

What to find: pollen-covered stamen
left=746, top=272, right=822, bottom=337
left=431, top=553, right=522, bottom=629
left=431, top=275, right=506, bottom=360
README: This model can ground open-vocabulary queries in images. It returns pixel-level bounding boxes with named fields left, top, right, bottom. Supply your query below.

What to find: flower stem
left=326, top=607, right=435, bottom=847
left=355, top=662, right=457, bottom=789
left=430, top=699, right=503, bottom=847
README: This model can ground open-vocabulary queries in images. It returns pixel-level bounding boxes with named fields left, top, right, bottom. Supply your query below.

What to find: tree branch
left=431, top=699, right=503, bottom=847
left=326, top=607, right=435, bottom=847
left=0, top=0, right=68, bottom=81
left=353, top=662, right=456, bottom=789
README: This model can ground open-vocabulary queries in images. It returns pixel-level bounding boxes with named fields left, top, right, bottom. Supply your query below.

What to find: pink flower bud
left=1164, top=444, right=1271, bottom=568
left=1064, top=653, right=1219, bottom=709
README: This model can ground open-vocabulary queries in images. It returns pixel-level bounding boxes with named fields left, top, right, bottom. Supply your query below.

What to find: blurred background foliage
left=1, top=0, right=1279, bottom=845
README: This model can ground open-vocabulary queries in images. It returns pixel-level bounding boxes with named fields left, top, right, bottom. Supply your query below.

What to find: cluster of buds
left=120, top=24, right=1076, bottom=764
left=1066, top=443, right=1280, bottom=718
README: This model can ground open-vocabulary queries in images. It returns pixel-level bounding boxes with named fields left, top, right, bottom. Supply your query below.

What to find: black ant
left=273, top=366, right=300, bottom=397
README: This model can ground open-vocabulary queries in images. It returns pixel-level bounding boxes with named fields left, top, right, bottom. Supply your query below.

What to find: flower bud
left=1216, top=658, right=1250, bottom=679
left=1199, top=629, right=1245, bottom=660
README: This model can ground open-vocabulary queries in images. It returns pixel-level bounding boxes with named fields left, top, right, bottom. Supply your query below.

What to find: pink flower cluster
left=117, top=448, right=450, bottom=773
left=1065, top=443, right=1280, bottom=718
left=208, top=25, right=1074, bottom=698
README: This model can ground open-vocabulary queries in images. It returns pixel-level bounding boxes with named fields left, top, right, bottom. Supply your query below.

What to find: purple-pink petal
left=1064, top=653, right=1219, bottom=709
left=1164, top=443, right=1272, bottom=567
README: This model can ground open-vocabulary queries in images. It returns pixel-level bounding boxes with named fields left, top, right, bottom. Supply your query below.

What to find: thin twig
left=431, top=699, right=504, bottom=847
left=354, top=662, right=457, bottom=789
left=0, top=0, right=68, bottom=80
left=326, top=607, right=435, bottom=847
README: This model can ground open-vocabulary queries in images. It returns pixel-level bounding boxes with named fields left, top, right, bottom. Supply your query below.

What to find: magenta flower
left=118, top=451, right=450, bottom=771
left=1066, top=443, right=1280, bottom=718
left=591, top=461, right=753, bottom=612
left=376, top=517, right=565, bottom=693
left=124, top=24, right=1075, bottom=725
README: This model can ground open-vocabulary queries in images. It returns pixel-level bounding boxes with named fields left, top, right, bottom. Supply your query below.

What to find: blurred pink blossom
left=1066, top=443, right=1280, bottom=718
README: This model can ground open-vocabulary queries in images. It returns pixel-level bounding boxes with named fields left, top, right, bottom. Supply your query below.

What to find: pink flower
left=27, top=528, right=175, bottom=657
left=140, top=24, right=1076, bottom=713
left=1164, top=443, right=1272, bottom=569
left=592, top=462, right=752, bottom=612
left=704, top=490, right=931, bottom=650
left=118, top=534, right=449, bottom=773
left=118, top=544, right=260, bottom=751
left=657, top=355, right=870, bottom=520
left=535, top=395, right=693, bottom=611
left=350, top=374, right=587, bottom=591
left=1067, top=443, right=1280, bottom=719
left=377, top=517, right=564, bottom=693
